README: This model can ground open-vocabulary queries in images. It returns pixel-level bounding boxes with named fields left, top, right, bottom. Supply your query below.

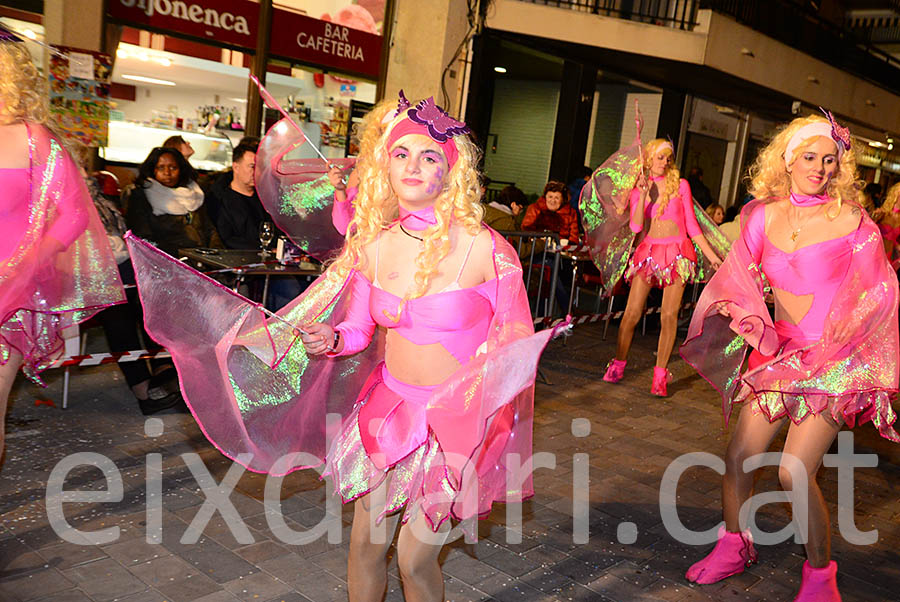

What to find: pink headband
left=783, top=109, right=851, bottom=168
left=384, top=93, right=469, bottom=169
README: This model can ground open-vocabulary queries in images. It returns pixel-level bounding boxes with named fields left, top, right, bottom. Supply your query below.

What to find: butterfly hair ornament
left=783, top=107, right=851, bottom=168
left=384, top=92, right=471, bottom=168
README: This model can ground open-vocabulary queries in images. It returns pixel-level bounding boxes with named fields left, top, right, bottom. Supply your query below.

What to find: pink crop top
left=331, top=231, right=498, bottom=365
left=879, top=222, right=900, bottom=244
left=743, top=204, right=854, bottom=340
left=629, top=177, right=702, bottom=239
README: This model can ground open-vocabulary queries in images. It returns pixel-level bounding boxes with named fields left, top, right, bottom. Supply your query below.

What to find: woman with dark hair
left=126, top=147, right=221, bottom=256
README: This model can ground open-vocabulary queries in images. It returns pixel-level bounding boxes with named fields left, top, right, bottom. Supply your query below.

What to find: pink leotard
left=629, top=177, right=702, bottom=240
left=332, top=231, right=497, bottom=366
left=743, top=204, right=854, bottom=342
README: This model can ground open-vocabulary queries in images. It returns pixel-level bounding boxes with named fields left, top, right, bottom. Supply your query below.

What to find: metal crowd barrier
left=498, top=230, right=563, bottom=323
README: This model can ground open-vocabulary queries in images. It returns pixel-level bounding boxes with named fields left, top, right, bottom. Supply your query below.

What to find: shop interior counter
left=101, top=121, right=234, bottom=171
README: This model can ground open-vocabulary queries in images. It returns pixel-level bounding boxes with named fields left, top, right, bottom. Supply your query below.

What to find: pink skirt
left=625, top=237, right=697, bottom=288
left=322, top=363, right=452, bottom=529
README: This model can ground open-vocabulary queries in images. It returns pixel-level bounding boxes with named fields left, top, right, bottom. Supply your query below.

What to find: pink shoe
left=794, top=561, right=841, bottom=601
left=650, top=366, right=672, bottom=396
left=603, top=359, right=626, bottom=383
left=685, top=525, right=757, bottom=585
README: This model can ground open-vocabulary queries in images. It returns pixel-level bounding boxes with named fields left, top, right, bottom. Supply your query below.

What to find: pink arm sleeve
left=739, top=204, right=765, bottom=264
left=329, top=269, right=376, bottom=356
left=331, top=186, right=357, bottom=236
left=680, top=180, right=703, bottom=238
left=628, top=187, right=644, bottom=233
left=44, top=156, right=90, bottom=249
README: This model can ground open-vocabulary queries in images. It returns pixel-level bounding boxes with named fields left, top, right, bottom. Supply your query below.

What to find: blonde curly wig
left=0, top=42, right=50, bottom=127
left=881, top=182, right=900, bottom=215
left=747, top=115, right=860, bottom=210
left=643, top=138, right=680, bottom=217
left=329, top=105, right=485, bottom=316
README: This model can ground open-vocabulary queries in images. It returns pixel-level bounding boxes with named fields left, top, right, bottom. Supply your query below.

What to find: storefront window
left=264, top=63, right=376, bottom=160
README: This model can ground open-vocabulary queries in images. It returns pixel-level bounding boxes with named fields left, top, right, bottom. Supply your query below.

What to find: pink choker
left=789, top=192, right=830, bottom=207
left=398, top=205, right=437, bottom=231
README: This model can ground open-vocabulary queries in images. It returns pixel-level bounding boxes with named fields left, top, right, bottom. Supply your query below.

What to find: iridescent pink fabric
left=126, top=228, right=554, bottom=530
left=0, top=123, right=125, bottom=382
left=681, top=199, right=899, bottom=441
left=255, top=117, right=355, bottom=261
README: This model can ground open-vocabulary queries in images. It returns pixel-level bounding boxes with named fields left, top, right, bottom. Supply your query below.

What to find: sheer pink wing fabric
left=579, top=136, right=642, bottom=294
left=0, top=123, right=124, bottom=382
left=126, top=232, right=378, bottom=471
left=681, top=199, right=899, bottom=440
left=255, top=117, right=355, bottom=262
left=127, top=229, right=552, bottom=524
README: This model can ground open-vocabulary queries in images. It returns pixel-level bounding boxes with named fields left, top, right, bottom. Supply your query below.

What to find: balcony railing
left=703, top=0, right=900, bottom=96
left=513, top=0, right=700, bottom=30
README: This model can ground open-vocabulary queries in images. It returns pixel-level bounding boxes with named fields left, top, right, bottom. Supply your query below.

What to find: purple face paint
left=425, top=165, right=444, bottom=196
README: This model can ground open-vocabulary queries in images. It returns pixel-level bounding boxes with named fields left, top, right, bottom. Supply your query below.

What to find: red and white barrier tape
left=48, top=348, right=172, bottom=369
left=534, top=302, right=697, bottom=328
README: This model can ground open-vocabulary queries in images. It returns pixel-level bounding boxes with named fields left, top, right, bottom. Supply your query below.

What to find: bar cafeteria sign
left=108, top=0, right=382, bottom=78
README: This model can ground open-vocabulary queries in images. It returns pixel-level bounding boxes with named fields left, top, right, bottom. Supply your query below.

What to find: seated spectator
left=162, top=135, right=194, bottom=161
left=705, top=202, right=725, bottom=225
left=522, top=181, right=580, bottom=243
left=210, top=142, right=305, bottom=311
left=211, top=143, right=267, bottom=249
left=483, top=184, right=525, bottom=231
left=126, top=146, right=222, bottom=257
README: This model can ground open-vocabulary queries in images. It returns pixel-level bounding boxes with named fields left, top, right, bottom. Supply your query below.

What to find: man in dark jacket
left=210, top=143, right=267, bottom=249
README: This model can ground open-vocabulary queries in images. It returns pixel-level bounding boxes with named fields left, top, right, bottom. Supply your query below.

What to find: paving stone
left=62, top=557, right=148, bottom=601
left=30, top=591, right=94, bottom=602
left=37, top=541, right=109, bottom=571
left=222, top=571, right=293, bottom=601
left=0, top=568, right=75, bottom=601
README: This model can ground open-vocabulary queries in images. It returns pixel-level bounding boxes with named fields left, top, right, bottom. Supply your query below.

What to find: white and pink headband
left=783, top=109, right=852, bottom=168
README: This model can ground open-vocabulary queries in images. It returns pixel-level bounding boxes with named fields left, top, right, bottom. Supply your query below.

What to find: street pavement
left=2, top=322, right=898, bottom=602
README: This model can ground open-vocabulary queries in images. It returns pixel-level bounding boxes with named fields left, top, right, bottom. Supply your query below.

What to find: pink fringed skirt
left=741, top=321, right=899, bottom=440
left=322, top=363, right=456, bottom=530
left=625, top=236, right=697, bottom=288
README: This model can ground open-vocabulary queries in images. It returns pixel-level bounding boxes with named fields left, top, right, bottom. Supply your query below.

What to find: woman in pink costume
left=680, top=112, right=899, bottom=601
left=0, top=30, right=125, bottom=456
left=126, top=94, right=556, bottom=602
left=876, top=182, right=900, bottom=266
left=602, top=138, right=723, bottom=395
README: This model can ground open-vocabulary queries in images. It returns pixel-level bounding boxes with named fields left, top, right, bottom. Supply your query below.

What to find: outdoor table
left=178, top=248, right=323, bottom=306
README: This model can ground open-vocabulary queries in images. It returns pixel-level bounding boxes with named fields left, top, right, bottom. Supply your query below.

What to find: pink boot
left=794, top=561, right=841, bottom=601
left=650, top=366, right=672, bottom=396
left=603, top=359, right=626, bottom=383
left=685, top=525, right=757, bottom=584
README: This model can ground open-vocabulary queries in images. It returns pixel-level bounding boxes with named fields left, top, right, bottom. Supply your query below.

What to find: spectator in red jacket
left=522, top=181, right=580, bottom=243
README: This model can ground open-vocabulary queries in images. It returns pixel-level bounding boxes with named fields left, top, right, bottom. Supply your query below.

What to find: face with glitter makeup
left=388, top=134, right=448, bottom=210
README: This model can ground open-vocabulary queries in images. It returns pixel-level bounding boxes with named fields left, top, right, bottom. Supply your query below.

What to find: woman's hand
left=636, top=172, right=649, bottom=200
left=301, top=322, right=337, bottom=356
left=327, top=165, right=347, bottom=191
left=705, top=251, right=723, bottom=271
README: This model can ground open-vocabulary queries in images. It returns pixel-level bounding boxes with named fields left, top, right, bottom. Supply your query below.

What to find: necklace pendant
left=791, top=230, right=799, bottom=241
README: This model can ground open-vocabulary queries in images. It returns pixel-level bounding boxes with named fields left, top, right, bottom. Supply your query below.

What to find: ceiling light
left=806, top=75, right=819, bottom=84
left=740, top=48, right=754, bottom=57
left=22, top=29, right=36, bottom=40
left=229, top=98, right=247, bottom=103
left=494, top=66, right=507, bottom=73
left=121, top=74, right=176, bottom=86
